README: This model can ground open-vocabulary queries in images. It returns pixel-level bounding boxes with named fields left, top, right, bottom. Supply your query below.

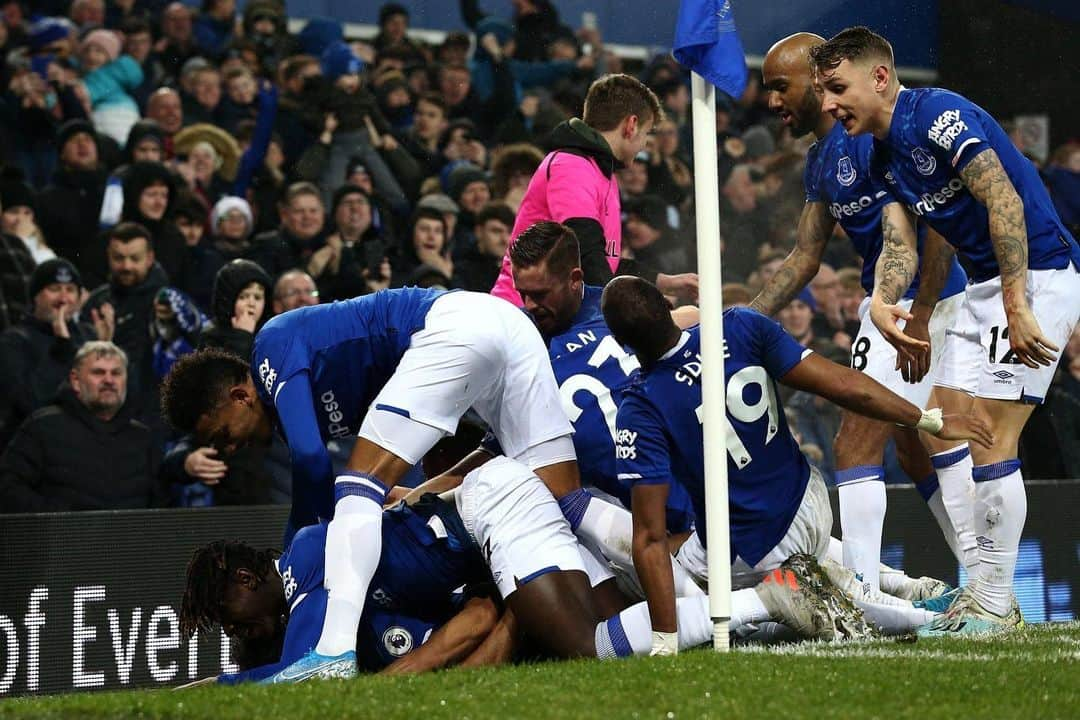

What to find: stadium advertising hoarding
left=1, top=483, right=1077, bottom=696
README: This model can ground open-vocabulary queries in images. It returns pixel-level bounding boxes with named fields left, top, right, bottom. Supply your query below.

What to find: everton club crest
left=911, top=147, right=937, bottom=176
left=836, top=156, right=857, bottom=186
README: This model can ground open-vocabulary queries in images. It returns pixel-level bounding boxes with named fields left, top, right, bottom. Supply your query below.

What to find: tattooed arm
left=868, top=201, right=927, bottom=363
left=961, top=148, right=1057, bottom=367
left=899, top=225, right=956, bottom=382
left=749, top=201, right=834, bottom=316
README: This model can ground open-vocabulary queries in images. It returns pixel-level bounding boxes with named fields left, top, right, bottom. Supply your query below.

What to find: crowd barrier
left=1, top=481, right=1077, bottom=696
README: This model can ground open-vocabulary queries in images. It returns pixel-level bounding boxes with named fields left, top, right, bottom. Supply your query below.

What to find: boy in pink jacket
left=491, top=74, right=698, bottom=305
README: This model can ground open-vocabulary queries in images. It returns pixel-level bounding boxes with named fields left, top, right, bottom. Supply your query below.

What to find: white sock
left=836, top=466, right=886, bottom=592
left=570, top=492, right=703, bottom=597
left=970, top=460, right=1026, bottom=617
left=931, top=445, right=979, bottom=573
left=315, top=473, right=388, bottom=657
left=831, top=535, right=924, bottom=598
left=594, top=590, right=765, bottom=658
left=916, top=473, right=963, bottom=565
left=821, top=559, right=937, bottom=634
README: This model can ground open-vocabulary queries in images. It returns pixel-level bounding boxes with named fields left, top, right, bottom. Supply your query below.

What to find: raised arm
left=960, top=148, right=1056, bottom=367
left=750, top=202, right=834, bottom=316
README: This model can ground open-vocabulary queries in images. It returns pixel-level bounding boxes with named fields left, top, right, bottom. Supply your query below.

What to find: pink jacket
left=490, top=149, right=621, bottom=305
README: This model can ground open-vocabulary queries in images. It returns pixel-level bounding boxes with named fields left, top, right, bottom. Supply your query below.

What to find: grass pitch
left=4, top=621, right=1078, bottom=720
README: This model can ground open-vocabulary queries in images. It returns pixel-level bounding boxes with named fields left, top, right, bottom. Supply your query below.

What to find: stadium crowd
left=0, top=0, right=1077, bottom=513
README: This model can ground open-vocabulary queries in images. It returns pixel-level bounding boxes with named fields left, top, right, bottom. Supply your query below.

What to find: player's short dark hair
left=475, top=202, right=515, bottom=229
left=809, top=26, right=895, bottom=73
left=160, top=348, right=250, bottom=434
left=583, top=74, right=664, bottom=132
left=180, top=540, right=279, bottom=637
left=106, top=221, right=154, bottom=251
left=601, top=276, right=678, bottom=364
left=509, top=221, right=580, bottom=276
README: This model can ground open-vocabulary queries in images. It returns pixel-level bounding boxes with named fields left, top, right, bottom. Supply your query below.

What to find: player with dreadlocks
left=178, top=496, right=511, bottom=682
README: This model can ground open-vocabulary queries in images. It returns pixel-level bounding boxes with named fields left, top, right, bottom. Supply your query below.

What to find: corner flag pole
left=689, top=71, right=731, bottom=652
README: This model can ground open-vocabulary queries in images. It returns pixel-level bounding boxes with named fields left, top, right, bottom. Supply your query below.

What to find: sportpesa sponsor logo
left=258, top=358, right=277, bottom=394
left=828, top=190, right=888, bottom=219
left=320, top=390, right=352, bottom=438
left=909, top=177, right=966, bottom=216
left=928, top=109, right=968, bottom=151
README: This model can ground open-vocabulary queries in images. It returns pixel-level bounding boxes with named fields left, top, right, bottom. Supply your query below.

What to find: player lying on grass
left=601, top=276, right=994, bottom=653
left=179, top=495, right=511, bottom=682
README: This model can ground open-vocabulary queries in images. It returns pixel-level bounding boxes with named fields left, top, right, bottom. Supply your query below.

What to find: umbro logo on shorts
left=992, top=370, right=1015, bottom=380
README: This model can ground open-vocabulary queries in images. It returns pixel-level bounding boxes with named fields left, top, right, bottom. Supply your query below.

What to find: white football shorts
left=935, top=267, right=1080, bottom=403
left=455, top=456, right=588, bottom=599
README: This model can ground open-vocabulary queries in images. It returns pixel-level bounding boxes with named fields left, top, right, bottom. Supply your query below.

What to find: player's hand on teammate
left=870, top=298, right=930, bottom=373
left=935, top=413, right=994, bottom=448
left=1006, top=304, right=1059, bottom=368
left=894, top=309, right=931, bottom=383
left=656, top=272, right=699, bottom=304
left=184, top=447, right=228, bottom=485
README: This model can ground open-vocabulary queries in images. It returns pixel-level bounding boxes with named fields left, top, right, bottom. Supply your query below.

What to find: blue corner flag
left=673, top=0, right=748, bottom=99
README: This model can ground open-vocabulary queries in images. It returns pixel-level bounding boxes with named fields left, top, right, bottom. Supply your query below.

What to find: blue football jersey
left=872, top=88, right=1080, bottom=283
left=548, top=286, right=696, bottom=533
left=805, top=122, right=967, bottom=298
left=218, top=499, right=486, bottom=683
left=250, top=288, right=445, bottom=531
left=614, top=310, right=812, bottom=566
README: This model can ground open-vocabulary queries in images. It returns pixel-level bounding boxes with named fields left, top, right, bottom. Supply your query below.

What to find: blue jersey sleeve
left=733, top=308, right=811, bottom=378
left=274, top=373, right=334, bottom=531
left=614, top=394, right=672, bottom=487
left=803, top=144, right=822, bottom=203
left=916, top=91, right=991, bottom=172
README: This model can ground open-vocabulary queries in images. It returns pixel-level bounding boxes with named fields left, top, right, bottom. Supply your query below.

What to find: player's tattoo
left=874, top=203, right=917, bottom=305
left=960, top=149, right=1029, bottom=309
left=749, top=203, right=833, bottom=316
left=911, top=226, right=955, bottom=311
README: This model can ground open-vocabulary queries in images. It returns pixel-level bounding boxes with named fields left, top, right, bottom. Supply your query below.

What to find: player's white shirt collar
left=660, top=331, right=691, bottom=361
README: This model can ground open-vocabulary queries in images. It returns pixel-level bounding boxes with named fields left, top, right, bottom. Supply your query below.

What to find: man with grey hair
left=0, top=341, right=163, bottom=512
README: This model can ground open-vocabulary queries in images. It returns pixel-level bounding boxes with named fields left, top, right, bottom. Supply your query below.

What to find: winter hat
left=124, top=120, right=164, bottom=159
left=741, top=125, right=776, bottom=160
left=345, top=156, right=369, bottom=181
left=298, top=16, right=343, bottom=57
left=794, top=286, right=817, bottom=312
left=321, top=40, right=363, bottom=81
left=446, top=163, right=489, bottom=203
left=81, top=29, right=121, bottom=63
left=211, top=196, right=253, bottom=233
left=416, top=193, right=459, bottom=216
left=331, top=184, right=370, bottom=216
left=28, top=16, right=71, bottom=52
left=29, top=258, right=82, bottom=300
left=0, top=177, right=36, bottom=213
left=173, top=123, right=241, bottom=181
left=210, top=259, right=273, bottom=329
left=57, top=118, right=97, bottom=153
left=625, top=194, right=668, bottom=231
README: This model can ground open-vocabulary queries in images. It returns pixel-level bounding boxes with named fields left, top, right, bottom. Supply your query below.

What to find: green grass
left=4, top=622, right=1078, bottom=720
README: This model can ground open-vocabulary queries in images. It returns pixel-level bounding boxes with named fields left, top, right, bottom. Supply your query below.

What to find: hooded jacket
left=0, top=385, right=162, bottom=512
left=121, top=161, right=190, bottom=286
left=199, top=259, right=273, bottom=358
left=491, top=119, right=628, bottom=305
left=36, top=167, right=108, bottom=287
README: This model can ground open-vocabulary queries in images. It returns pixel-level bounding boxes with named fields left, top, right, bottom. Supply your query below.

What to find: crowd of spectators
left=0, top=0, right=1077, bottom=512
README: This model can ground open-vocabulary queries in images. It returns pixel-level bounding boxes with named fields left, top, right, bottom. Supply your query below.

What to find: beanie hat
left=81, top=28, right=121, bottom=63
left=0, top=178, right=36, bottom=213
left=331, top=184, right=370, bottom=216
left=345, top=155, right=369, bottom=181
left=741, top=125, right=776, bottom=160
left=210, top=259, right=273, bottom=329
left=795, top=286, right=817, bottom=312
left=28, top=16, right=71, bottom=52
left=211, top=196, right=253, bottom=233
left=321, top=40, right=363, bottom=81
left=446, top=163, right=488, bottom=202
left=57, top=118, right=97, bottom=153
left=416, top=193, right=459, bottom=215
left=625, top=194, right=669, bottom=231
left=29, top=258, right=82, bottom=300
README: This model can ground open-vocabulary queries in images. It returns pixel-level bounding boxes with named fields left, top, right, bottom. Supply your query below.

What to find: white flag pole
left=689, top=70, right=731, bottom=652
